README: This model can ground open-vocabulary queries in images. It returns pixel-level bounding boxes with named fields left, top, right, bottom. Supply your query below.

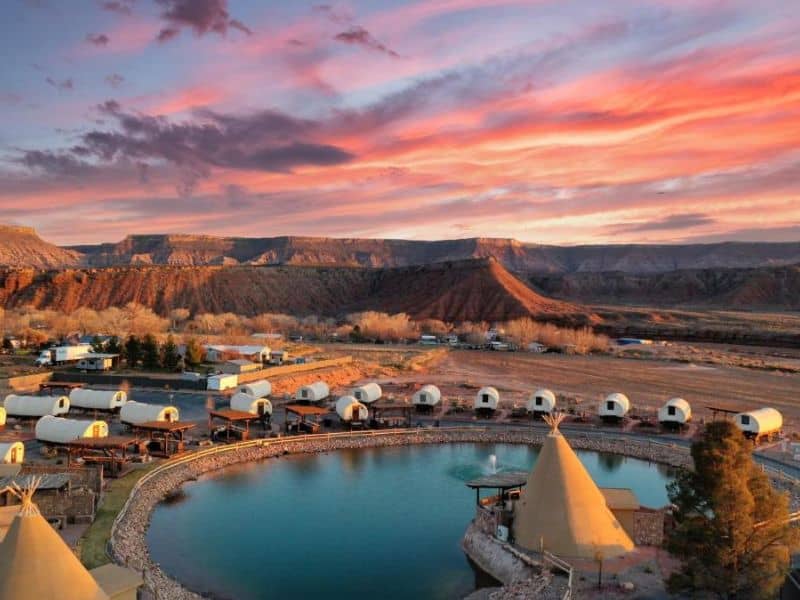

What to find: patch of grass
left=78, top=463, right=158, bottom=569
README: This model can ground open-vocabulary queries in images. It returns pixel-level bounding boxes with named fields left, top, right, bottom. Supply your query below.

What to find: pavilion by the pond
left=466, top=414, right=662, bottom=561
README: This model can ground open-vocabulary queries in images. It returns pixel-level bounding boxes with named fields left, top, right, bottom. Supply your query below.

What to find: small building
left=90, top=563, right=144, bottom=600
left=120, top=401, right=179, bottom=425
left=0, top=442, right=23, bottom=464
left=526, top=388, right=556, bottom=417
left=336, top=396, right=368, bottom=424
left=658, top=398, right=692, bottom=428
left=205, top=344, right=269, bottom=364
left=221, top=359, right=260, bottom=375
left=268, top=350, right=289, bottom=365
left=474, top=387, right=499, bottom=416
left=35, top=416, right=109, bottom=444
left=599, top=392, right=630, bottom=423
left=230, top=393, right=272, bottom=417
left=295, top=381, right=330, bottom=404
left=238, top=380, right=271, bottom=398
left=76, top=353, right=120, bottom=371
left=207, top=373, right=238, bottom=391
left=412, top=384, right=441, bottom=412
left=352, top=382, right=382, bottom=404
left=69, top=389, right=127, bottom=412
left=735, top=407, right=783, bottom=442
left=4, top=394, right=69, bottom=418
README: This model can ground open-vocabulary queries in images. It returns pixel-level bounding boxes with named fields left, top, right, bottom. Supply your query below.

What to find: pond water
left=147, top=443, right=675, bottom=600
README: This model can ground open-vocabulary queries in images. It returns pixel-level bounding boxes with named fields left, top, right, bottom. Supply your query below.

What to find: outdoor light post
left=594, top=549, right=604, bottom=590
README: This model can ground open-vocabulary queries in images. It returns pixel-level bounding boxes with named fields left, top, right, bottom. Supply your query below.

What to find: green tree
left=106, top=336, right=121, bottom=356
left=124, top=335, right=141, bottom=368
left=141, top=334, right=161, bottom=370
left=667, top=420, right=799, bottom=599
left=90, top=335, right=105, bottom=353
left=184, top=337, right=203, bottom=368
left=161, top=334, right=180, bottom=370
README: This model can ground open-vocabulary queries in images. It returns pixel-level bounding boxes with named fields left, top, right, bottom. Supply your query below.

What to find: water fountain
left=488, top=454, right=497, bottom=474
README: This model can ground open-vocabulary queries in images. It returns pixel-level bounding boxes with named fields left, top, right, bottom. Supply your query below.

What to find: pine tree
left=667, top=420, right=799, bottom=599
left=106, top=336, right=121, bottom=356
left=90, top=335, right=105, bottom=353
left=184, top=337, right=203, bottom=367
left=124, top=335, right=141, bottom=368
left=161, top=334, right=180, bottom=370
left=141, top=334, right=161, bottom=370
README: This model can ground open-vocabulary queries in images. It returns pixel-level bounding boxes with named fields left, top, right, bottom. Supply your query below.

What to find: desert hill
left=0, top=225, right=81, bottom=269
left=531, top=264, right=800, bottom=310
left=0, top=258, right=589, bottom=324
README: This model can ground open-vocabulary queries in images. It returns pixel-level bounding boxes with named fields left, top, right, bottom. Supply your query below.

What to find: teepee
left=0, top=478, right=109, bottom=600
left=512, top=413, right=634, bottom=559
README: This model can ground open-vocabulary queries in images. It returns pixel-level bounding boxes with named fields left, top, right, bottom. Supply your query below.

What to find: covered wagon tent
left=658, top=398, right=692, bottom=429
left=295, top=381, right=330, bottom=404
left=0, top=443, right=23, bottom=464
left=4, top=395, right=69, bottom=419
left=412, top=384, right=442, bottom=413
left=238, top=380, right=271, bottom=399
left=0, top=482, right=111, bottom=600
left=526, top=388, right=556, bottom=418
left=68, top=389, right=127, bottom=413
left=513, top=414, right=635, bottom=559
left=230, top=393, right=273, bottom=418
left=474, top=387, right=499, bottom=417
left=35, top=416, right=108, bottom=445
left=336, top=396, right=368, bottom=427
left=352, top=383, right=382, bottom=404
left=120, top=401, right=179, bottom=426
left=599, top=393, right=630, bottom=423
left=735, top=407, right=783, bottom=443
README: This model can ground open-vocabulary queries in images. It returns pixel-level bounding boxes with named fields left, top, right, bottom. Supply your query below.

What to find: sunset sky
left=1, top=0, right=799, bottom=245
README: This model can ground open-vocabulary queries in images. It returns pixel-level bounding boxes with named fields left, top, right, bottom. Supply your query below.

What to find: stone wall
left=633, top=509, right=665, bottom=546
left=23, top=464, right=103, bottom=495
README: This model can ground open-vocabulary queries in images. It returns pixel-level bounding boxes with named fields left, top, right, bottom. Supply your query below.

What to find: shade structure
left=230, top=393, right=272, bottom=416
left=412, top=385, right=441, bottom=407
left=0, top=484, right=109, bottom=600
left=513, top=416, right=634, bottom=559
left=352, top=383, right=382, bottom=404
left=68, top=389, right=127, bottom=411
left=238, top=380, right=271, bottom=399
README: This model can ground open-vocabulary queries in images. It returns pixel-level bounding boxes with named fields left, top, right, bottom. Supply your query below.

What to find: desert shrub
left=347, top=312, right=418, bottom=342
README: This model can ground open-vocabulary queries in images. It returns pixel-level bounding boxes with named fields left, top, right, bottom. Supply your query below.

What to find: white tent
left=238, top=380, right=271, bottom=399
left=735, top=408, right=782, bottom=438
left=230, top=393, right=273, bottom=416
left=35, top=416, right=108, bottom=444
left=0, top=407, right=5, bottom=427
left=599, top=393, right=630, bottom=421
left=658, top=398, right=691, bottom=426
left=412, top=385, right=441, bottom=408
left=0, top=442, right=23, bottom=464
left=295, top=381, right=330, bottom=403
left=120, top=401, right=179, bottom=425
left=68, top=389, right=127, bottom=411
left=527, top=389, right=556, bottom=414
left=336, top=396, right=368, bottom=422
left=4, top=395, right=69, bottom=418
left=474, top=387, right=499, bottom=412
left=352, top=383, right=382, bottom=404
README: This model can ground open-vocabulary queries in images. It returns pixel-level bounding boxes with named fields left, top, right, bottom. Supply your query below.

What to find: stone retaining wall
left=110, top=429, right=693, bottom=599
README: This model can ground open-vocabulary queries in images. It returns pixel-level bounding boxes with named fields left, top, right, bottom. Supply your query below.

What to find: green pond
left=147, top=443, right=675, bottom=600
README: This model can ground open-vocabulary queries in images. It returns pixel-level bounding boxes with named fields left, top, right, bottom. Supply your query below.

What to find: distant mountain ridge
left=0, top=225, right=81, bottom=270
left=68, top=232, right=800, bottom=274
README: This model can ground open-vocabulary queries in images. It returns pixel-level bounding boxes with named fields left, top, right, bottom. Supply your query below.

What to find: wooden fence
left=236, top=356, right=353, bottom=384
